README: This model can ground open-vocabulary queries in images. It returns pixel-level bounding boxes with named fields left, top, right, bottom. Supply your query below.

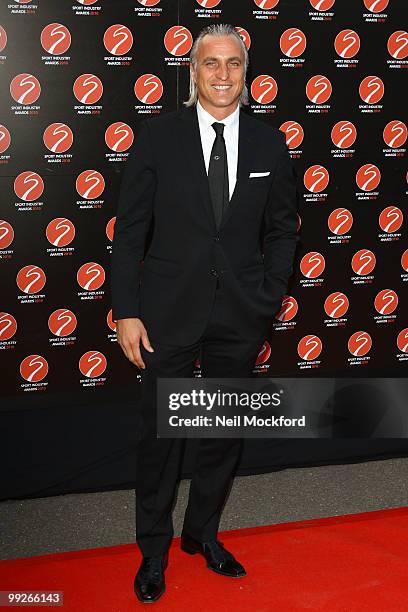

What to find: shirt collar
left=196, top=98, right=240, bottom=131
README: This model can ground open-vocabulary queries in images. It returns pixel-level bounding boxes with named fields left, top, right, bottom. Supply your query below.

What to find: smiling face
left=191, top=34, right=246, bottom=120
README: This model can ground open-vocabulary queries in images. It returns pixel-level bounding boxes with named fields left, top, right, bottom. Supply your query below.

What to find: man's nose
left=215, top=63, right=229, bottom=80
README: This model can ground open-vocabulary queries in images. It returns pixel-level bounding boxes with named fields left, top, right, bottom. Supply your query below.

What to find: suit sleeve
left=261, top=132, right=300, bottom=317
left=110, top=120, right=156, bottom=322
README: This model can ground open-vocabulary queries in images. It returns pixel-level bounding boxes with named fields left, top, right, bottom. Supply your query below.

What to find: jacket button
left=210, top=268, right=218, bottom=277
left=214, top=235, right=220, bottom=242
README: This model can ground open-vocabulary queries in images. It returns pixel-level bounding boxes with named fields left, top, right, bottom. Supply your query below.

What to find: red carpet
left=1, top=507, right=408, bottom=611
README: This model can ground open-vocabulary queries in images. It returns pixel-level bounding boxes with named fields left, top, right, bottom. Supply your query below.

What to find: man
left=110, top=23, right=299, bottom=603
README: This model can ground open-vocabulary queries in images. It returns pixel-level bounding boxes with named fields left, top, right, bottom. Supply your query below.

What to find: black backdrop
left=1, top=0, right=407, bottom=500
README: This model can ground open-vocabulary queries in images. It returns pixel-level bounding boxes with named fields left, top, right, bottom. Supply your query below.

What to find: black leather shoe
left=180, top=533, right=246, bottom=577
left=134, top=553, right=168, bottom=603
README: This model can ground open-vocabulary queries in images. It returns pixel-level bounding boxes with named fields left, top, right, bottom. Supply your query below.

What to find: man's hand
left=115, top=317, right=154, bottom=369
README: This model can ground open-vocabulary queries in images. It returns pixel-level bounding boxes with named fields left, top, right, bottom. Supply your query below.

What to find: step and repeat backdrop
left=0, top=0, right=407, bottom=398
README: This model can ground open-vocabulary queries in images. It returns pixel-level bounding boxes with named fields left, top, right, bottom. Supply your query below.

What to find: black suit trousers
left=135, top=283, right=267, bottom=557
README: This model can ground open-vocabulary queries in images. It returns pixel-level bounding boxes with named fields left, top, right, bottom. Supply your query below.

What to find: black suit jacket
left=110, top=104, right=300, bottom=346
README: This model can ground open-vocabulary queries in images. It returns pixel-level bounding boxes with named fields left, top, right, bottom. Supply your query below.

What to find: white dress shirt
left=196, top=99, right=240, bottom=201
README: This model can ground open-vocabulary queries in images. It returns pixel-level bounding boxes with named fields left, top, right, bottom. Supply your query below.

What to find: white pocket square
left=249, top=171, right=270, bottom=178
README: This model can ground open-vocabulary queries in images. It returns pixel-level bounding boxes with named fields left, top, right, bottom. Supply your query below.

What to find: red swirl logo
left=196, top=0, right=222, bottom=6
left=378, top=206, right=403, bottom=233
left=0, top=312, right=17, bottom=341
left=324, top=292, right=349, bottom=318
left=164, top=26, right=193, bottom=56
left=41, top=23, right=71, bottom=55
left=103, top=25, right=133, bottom=56
left=106, top=217, right=116, bottom=242
left=10, top=73, right=41, bottom=105
left=276, top=296, right=298, bottom=322
left=76, top=170, right=105, bottom=199
left=107, top=309, right=116, bottom=331
left=297, top=335, right=322, bottom=361
left=20, top=355, right=49, bottom=382
left=14, top=171, right=44, bottom=201
left=356, top=164, right=381, bottom=191
left=77, top=262, right=105, bottom=291
left=254, top=0, right=280, bottom=8
left=134, top=74, right=163, bottom=104
left=280, top=28, right=306, bottom=58
left=48, top=309, right=77, bottom=336
left=235, top=27, right=251, bottom=50
left=374, top=289, right=398, bottom=315
left=331, top=121, right=357, bottom=149
left=0, top=26, right=7, bottom=53
left=279, top=121, right=303, bottom=149
left=348, top=332, right=372, bottom=357
left=304, top=165, right=329, bottom=193
left=309, top=0, right=335, bottom=9
left=250, top=75, right=278, bottom=104
left=46, top=218, right=75, bottom=247
left=334, top=29, right=360, bottom=58
left=105, top=122, right=134, bottom=152
left=401, top=249, right=408, bottom=272
left=387, top=31, right=408, bottom=60
left=327, top=208, right=353, bottom=235
left=0, top=124, right=11, bottom=154
left=73, top=74, right=103, bottom=105
left=364, top=0, right=389, bottom=11
left=43, top=123, right=73, bottom=153
left=397, top=329, right=408, bottom=353
left=306, top=75, right=332, bottom=104
left=138, top=0, right=161, bottom=5
left=255, top=340, right=271, bottom=365
left=359, top=76, right=384, bottom=104
left=383, top=120, right=407, bottom=148
left=79, top=350, right=107, bottom=378
left=0, top=220, right=14, bottom=249
left=16, top=265, right=46, bottom=294
left=351, top=249, right=376, bottom=275
left=300, top=252, right=325, bottom=278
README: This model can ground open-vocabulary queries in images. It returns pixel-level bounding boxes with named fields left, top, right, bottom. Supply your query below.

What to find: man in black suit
left=110, top=23, right=299, bottom=603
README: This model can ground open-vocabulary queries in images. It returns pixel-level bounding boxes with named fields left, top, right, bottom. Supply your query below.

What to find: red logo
left=348, top=332, right=372, bottom=357
left=306, top=75, right=332, bottom=104
left=0, top=220, right=14, bottom=249
left=0, top=25, right=7, bottom=53
left=73, top=74, right=103, bottom=105
left=397, top=329, right=408, bottom=353
left=250, top=75, right=277, bottom=104
left=196, top=0, right=222, bottom=6
left=324, top=292, right=349, bottom=318
left=76, top=170, right=105, bottom=199
left=401, top=249, right=408, bottom=272
left=14, top=171, right=44, bottom=201
left=387, top=31, right=408, bottom=60
left=276, top=296, right=298, bottom=322
left=235, top=27, right=251, bottom=50
left=138, top=0, right=161, bottom=5
left=41, top=23, right=71, bottom=55
left=134, top=74, right=163, bottom=104
left=279, top=121, right=303, bottom=149
left=297, top=335, right=322, bottom=361
left=334, top=29, right=360, bottom=58
left=105, top=122, right=134, bottom=152
left=359, top=76, right=384, bottom=104
left=300, top=252, right=325, bottom=278
left=351, top=249, right=376, bottom=275
left=78, top=0, right=99, bottom=4
left=48, top=309, right=77, bottom=336
left=164, top=26, right=193, bottom=56
left=364, top=0, right=389, bottom=11
left=0, top=312, right=17, bottom=341
left=43, top=123, right=73, bottom=153
left=107, top=309, right=116, bottom=331
left=309, top=0, right=335, bottom=9
left=253, top=0, right=280, bottom=8
left=46, top=218, right=75, bottom=247
left=77, top=262, right=105, bottom=291
left=328, top=208, right=353, bottom=235
left=255, top=340, right=271, bottom=365
left=280, top=28, right=306, bottom=58
left=378, top=206, right=403, bottom=233
left=356, top=164, right=381, bottom=191
left=383, top=120, right=407, bottom=148
left=106, top=217, right=116, bottom=242
left=304, top=165, right=329, bottom=192
left=10, top=73, right=41, bottom=105
left=374, top=289, right=398, bottom=315
left=20, top=355, right=49, bottom=382
left=103, top=25, right=133, bottom=56
left=0, top=124, right=11, bottom=154
left=331, top=121, right=357, bottom=149
left=79, top=350, right=107, bottom=378
left=17, top=265, right=46, bottom=294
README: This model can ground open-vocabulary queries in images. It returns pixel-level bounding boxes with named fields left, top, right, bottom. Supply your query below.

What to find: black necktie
left=208, top=122, right=229, bottom=230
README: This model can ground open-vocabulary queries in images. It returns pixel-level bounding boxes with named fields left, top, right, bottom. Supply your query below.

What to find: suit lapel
left=178, top=105, right=253, bottom=231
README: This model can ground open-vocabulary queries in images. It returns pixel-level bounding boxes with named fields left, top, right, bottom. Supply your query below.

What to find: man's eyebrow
left=201, top=56, right=243, bottom=62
